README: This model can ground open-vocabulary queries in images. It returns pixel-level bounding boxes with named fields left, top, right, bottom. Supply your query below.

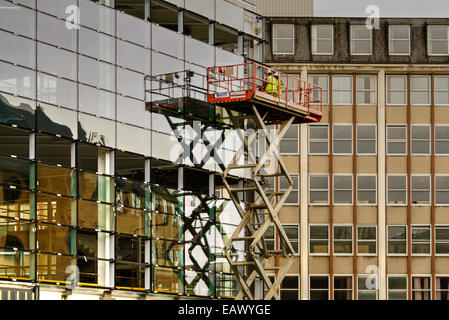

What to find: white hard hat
left=274, top=72, right=280, bottom=77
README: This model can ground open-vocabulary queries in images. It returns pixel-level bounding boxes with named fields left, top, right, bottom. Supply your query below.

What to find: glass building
left=0, top=0, right=264, bottom=300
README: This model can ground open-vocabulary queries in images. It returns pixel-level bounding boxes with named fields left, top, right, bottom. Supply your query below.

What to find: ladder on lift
left=207, top=62, right=322, bottom=300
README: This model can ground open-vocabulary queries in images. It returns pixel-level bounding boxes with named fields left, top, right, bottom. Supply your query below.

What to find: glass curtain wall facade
left=0, top=0, right=264, bottom=299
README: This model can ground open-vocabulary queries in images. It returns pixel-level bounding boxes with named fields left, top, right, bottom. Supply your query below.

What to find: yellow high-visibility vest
left=265, top=75, right=284, bottom=97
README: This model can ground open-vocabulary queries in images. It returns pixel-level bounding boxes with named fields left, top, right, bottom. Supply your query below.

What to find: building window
left=272, top=24, right=294, bottom=55
left=428, top=25, right=449, bottom=56
left=411, top=225, right=431, bottom=255
left=332, top=75, right=353, bottom=105
left=411, top=125, right=430, bottom=155
left=334, top=276, right=353, bottom=300
left=411, top=175, right=431, bottom=205
left=435, top=75, right=449, bottom=105
left=389, top=25, right=410, bottom=55
left=412, top=276, right=431, bottom=300
left=436, top=226, right=449, bottom=255
left=309, top=175, right=329, bottom=205
left=387, top=175, right=407, bottom=205
left=282, top=224, right=300, bottom=255
left=387, top=125, right=407, bottom=155
left=309, top=125, right=328, bottom=155
left=436, top=176, right=449, bottom=206
left=333, top=124, right=352, bottom=154
left=435, top=125, right=449, bottom=155
left=357, top=226, right=377, bottom=255
left=333, top=225, right=353, bottom=255
left=309, top=276, right=329, bottom=300
left=356, top=75, right=377, bottom=105
left=358, top=275, right=377, bottom=300
left=265, top=225, right=275, bottom=251
left=267, top=275, right=299, bottom=300
left=333, top=175, right=353, bottom=205
left=279, top=174, right=299, bottom=205
left=357, top=175, right=377, bottom=205
left=387, top=75, right=407, bottom=105
left=357, top=124, right=376, bottom=154
left=311, top=25, right=333, bottom=55
left=308, top=75, right=329, bottom=105
left=350, top=25, right=372, bottom=55
left=309, top=225, right=329, bottom=255
left=436, top=277, right=449, bottom=300
left=388, top=276, right=408, bottom=300
left=410, top=75, right=430, bottom=105
left=387, top=226, right=407, bottom=255
left=280, top=124, right=299, bottom=155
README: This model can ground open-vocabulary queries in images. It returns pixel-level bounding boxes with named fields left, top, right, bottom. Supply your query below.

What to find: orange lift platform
left=207, top=62, right=323, bottom=300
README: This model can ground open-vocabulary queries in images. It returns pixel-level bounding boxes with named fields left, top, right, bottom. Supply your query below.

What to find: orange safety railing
left=207, top=62, right=322, bottom=116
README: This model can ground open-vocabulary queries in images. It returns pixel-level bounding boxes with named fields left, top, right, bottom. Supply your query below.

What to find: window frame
left=333, top=174, right=353, bottom=206
left=332, top=124, right=353, bottom=155
left=333, top=224, right=353, bottom=256
left=309, top=275, right=330, bottom=300
left=411, top=124, right=431, bottom=156
left=272, top=24, right=295, bottom=55
left=333, top=274, right=354, bottom=300
left=332, top=75, right=353, bottom=106
left=308, top=74, right=329, bottom=105
left=308, top=124, right=329, bottom=155
left=435, top=275, right=449, bottom=300
left=434, top=124, right=449, bottom=156
left=387, top=174, right=408, bottom=206
left=435, top=175, right=449, bottom=206
left=356, top=74, right=377, bottom=106
left=356, top=124, right=377, bottom=155
left=279, top=174, right=300, bottom=206
left=356, top=174, right=377, bottom=206
left=309, top=174, right=329, bottom=206
left=411, top=275, right=432, bottom=300
left=389, top=25, right=411, bottom=56
left=410, top=75, right=431, bottom=106
left=309, top=224, right=329, bottom=256
left=387, top=275, right=408, bottom=300
left=281, top=224, right=300, bottom=256
left=387, top=225, right=408, bottom=256
left=411, top=225, right=432, bottom=256
left=357, top=274, right=378, bottom=300
left=434, top=75, right=449, bottom=106
left=386, top=124, right=407, bottom=156
left=357, top=225, right=377, bottom=256
left=435, top=225, right=449, bottom=256
left=386, top=75, right=407, bottom=106
left=280, top=124, right=299, bottom=155
left=427, top=25, right=449, bottom=56
left=350, top=25, right=372, bottom=56
left=411, top=174, right=431, bottom=206
left=311, top=25, right=334, bottom=56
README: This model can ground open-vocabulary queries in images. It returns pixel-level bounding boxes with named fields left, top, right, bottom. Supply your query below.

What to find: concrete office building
left=265, top=17, right=449, bottom=300
left=0, top=0, right=266, bottom=300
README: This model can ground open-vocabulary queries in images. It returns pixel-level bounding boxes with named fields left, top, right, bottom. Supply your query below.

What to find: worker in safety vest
left=265, top=71, right=284, bottom=98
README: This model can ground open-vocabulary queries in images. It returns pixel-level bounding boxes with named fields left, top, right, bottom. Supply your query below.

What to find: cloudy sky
left=314, top=0, right=449, bottom=18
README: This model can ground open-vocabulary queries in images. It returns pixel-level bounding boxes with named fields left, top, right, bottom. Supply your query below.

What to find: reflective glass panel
left=78, top=199, right=114, bottom=231
left=0, top=186, right=32, bottom=220
left=115, top=262, right=146, bottom=289
left=117, top=95, right=151, bottom=129
left=184, top=269, right=214, bottom=297
left=117, top=40, right=151, bottom=75
left=216, top=0, right=244, bottom=31
left=0, top=1, right=36, bottom=38
left=0, top=93, right=35, bottom=130
left=78, top=171, right=114, bottom=203
left=116, top=235, right=145, bottom=263
left=79, top=56, right=115, bottom=92
left=79, top=84, right=116, bottom=120
left=36, top=193, right=76, bottom=226
left=117, top=11, right=151, bottom=47
left=37, top=13, right=77, bottom=51
left=37, top=43, right=77, bottom=81
left=37, top=73, right=77, bottom=110
left=0, top=218, right=32, bottom=250
left=152, top=239, right=183, bottom=267
left=37, top=163, right=76, bottom=197
left=0, top=62, right=36, bottom=99
left=37, top=0, right=77, bottom=18
left=0, top=155, right=32, bottom=189
left=79, top=27, right=115, bottom=63
left=36, top=223, right=75, bottom=255
left=151, top=212, right=183, bottom=241
left=79, top=0, right=116, bottom=35
left=36, top=253, right=75, bottom=282
left=37, top=103, right=77, bottom=139
left=0, top=30, right=35, bottom=68
left=117, top=67, right=145, bottom=101
left=0, top=248, right=31, bottom=280
left=116, top=207, right=148, bottom=236
left=152, top=266, right=183, bottom=294
left=78, top=112, right=116, bottom=148
left=116, top=123, right=151, bottom=157
left=116, top=178, right=148, bottom=210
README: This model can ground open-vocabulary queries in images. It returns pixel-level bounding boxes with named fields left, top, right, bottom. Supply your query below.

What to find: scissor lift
left=207, top=62, right=322, bottom=300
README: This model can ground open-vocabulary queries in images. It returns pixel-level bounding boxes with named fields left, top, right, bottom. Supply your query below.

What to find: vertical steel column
left=431, top=74, right=436, bottom=300
left=352, top=73, right=358, bottom=300
left=406, top=74, right=412, bottom=300
left=329, top=72, right=334, bottom=300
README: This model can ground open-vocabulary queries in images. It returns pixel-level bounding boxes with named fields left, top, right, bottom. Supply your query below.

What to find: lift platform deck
left=207, top=62, right=322, bottom=124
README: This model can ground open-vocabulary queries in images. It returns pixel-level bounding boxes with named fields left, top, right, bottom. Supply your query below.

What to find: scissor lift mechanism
left=207, top=62, right=322, bottom=300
